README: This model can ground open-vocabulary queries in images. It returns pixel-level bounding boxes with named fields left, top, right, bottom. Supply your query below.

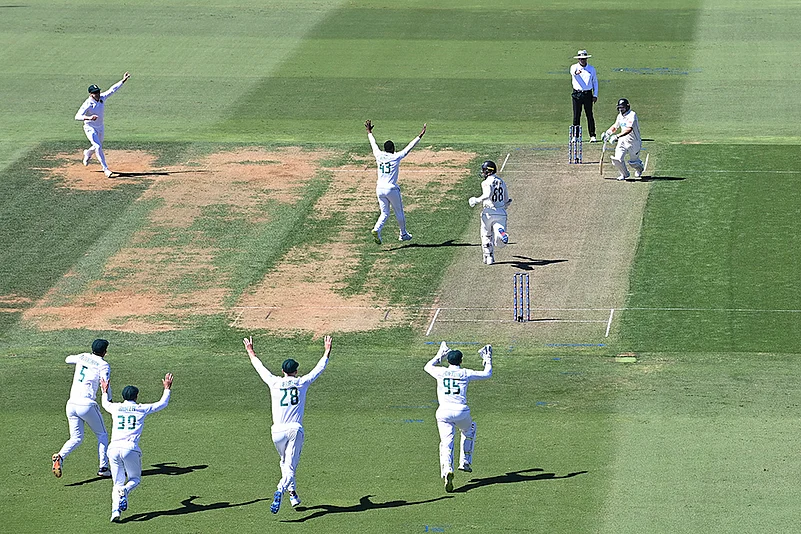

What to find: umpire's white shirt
left=66, top=353, right=110, bottom=405
left=570, top=63, right=598, bottom=96
left=74, top=80, right=125, bottom=128
left=615, top=110, right=641, bottom=151
left=368, top=133, right=421, bottom=190
left=102, top=390, right=170, bottom=452
left=251, top=355, right=328, bottom=431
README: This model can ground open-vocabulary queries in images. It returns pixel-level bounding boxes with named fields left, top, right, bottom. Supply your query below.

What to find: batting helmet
left=480, top=160, right=497, bottom=178
left=617, top=98, right=630, bottom=114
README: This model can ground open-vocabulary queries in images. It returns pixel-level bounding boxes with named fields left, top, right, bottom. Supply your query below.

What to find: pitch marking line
left=500, top=153, right=511, bottom=172
left=605, top=308, right=615, bottom=338
left=425, top=308, right=442, bottom=336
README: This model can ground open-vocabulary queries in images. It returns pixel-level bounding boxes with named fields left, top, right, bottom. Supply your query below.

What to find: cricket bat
left=599, top=139, right=608, bottom=175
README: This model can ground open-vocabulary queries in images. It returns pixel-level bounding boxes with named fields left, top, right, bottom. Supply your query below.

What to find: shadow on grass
left=113, top=170, right=212, bottom=178
left=121, top=495, right=268, bottom=522
left=494, top=256, right=567, bottom=270
left=65, top=462, right=208, bottom=487
left=281, top=494, right=454, bottom=523
left=603, top=175, right=686, bottom=182
left=389, top=239, right=480, bottom=251
left=452, top=467, right=588, bottom=493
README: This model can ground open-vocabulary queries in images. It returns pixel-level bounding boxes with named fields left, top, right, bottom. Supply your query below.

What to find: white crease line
left=500, top=153, right=510, bottom=172
left=425, top=308, right=441, bottom=336
left=605, top=308, right=615, bottom=338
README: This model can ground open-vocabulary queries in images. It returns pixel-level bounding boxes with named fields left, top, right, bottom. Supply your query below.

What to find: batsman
left=602, top=98, right=644, bottom=181
left=469, top=160, right=511, bottom=265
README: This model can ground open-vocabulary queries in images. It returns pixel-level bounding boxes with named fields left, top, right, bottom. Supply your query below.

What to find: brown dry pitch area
left=21, top=147, right=475, bottom=336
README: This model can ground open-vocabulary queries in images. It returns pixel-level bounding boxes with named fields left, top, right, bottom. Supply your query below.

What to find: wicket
left=513, top=272, right=530, bottom=322
left=568, top=125, right=582, bottom=164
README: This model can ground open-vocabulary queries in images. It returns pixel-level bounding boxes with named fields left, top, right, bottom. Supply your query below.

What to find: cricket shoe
left=118, top=488, right=128, bottom=512
left=458, top=463, right=472, bottom=473
left=289, top=491, right=301, bottom=508
left=499, top=229, right=509, bottom=244
left=82, top=150, right=92, bottom=166
left=443, top=472, right=454, bottom=493
left=484, top=254, right=494, bottom=265
left=98, top=466, right=112, bottom=477
left=110, top=511, right=121, bottom=523
left=270, top=490, right=282, bottom=514
left=616, top=174, right=628, bottom=181
left=104, top=169, right=114, bottom=178
left=52, top=454, right=63, bottom=478
left=399, top=233, right=413, bottom=242
left=589, top=136, right=597, bottom=143
left=371, top=230, right=382, bottom=244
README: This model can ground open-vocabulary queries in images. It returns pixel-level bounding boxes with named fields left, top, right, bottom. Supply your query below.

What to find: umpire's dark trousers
left=572, top=89, right=595, bottom=137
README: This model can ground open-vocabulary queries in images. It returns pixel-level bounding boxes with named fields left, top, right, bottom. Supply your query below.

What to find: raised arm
left=144, top=373, right=173, bottom=414
left=424, top=341, right=448, bottom=377
left=365, top=120, right=382, bottom=157
left=466, top=345, right=493, bottom=380
left=301, top=335, right=332, bottom=385
left=101, top=72, right=130, bottom=99
left=395, top=123, right=426, bottom=159
left=243, top=336, right=276, bottom=384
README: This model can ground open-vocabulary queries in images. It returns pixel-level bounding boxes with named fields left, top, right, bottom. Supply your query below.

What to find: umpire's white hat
left=574, top=50, right=592, bottom=58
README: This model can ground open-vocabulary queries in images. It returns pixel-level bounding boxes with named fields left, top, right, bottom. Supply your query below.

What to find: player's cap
left=574, top=50, right=592, bottom=59
left=122, top=385, right=139, bottom=401
left=91, top=338, right=109, bottom=356
left=88, top=84, right=101, bottom=94
left=383, top=140, right=395, bottom=153
left=282, top=358, right=299, bottom=374
left=446, top=350, right=463, bottom=365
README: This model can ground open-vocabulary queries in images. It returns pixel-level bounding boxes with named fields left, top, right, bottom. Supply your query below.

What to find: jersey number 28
left=280, top=387, right=299, bottom=406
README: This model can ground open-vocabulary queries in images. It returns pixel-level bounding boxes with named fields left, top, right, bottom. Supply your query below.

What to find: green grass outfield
left=2, top=0, right=801, bottom=532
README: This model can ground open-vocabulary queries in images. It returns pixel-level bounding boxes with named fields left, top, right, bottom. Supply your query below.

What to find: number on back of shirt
left=491, top=183, right=504, bottom=202
left=379, top=162, right=393, bottom=174
left=117, top=415, right=136, bottom=430
left=280, top=387, right=299, bottom=406
left=78, top=365, right=88, bottom=382
left=442, top=378, right=461, bottom=395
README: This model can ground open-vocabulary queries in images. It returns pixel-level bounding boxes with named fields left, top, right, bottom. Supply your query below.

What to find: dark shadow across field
left=493, top=256, right=567, bottom=270
left=388, top=240, right=479, bottom=251
left=121, top=495, right=268, bottom=522
left=452, top=468, right=588, bottom=493
left=64, top=462, right=208, bottom=486
left=282, top=495, right=454, bottom=523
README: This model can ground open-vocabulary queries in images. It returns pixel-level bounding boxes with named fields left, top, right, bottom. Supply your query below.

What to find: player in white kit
left=243, top=335, right=332, bottom=513
left=469, top=160, right=512, bottom=265
left=52, top=339, right=112, bottom=479
left=75, top=72, right=130, bottom=178
left=602, top=98, right=644, bottom=181
left=100, top=373, right=173, bottom=522
left=424, top=342, right=493, bottom=492
left=365, top=120, right=427, bottom=244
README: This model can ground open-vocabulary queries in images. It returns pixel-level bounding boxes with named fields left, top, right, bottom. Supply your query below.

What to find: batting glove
left=468, top=197, right=478, bottom=208
left=609, top=135, right=618, bottom=144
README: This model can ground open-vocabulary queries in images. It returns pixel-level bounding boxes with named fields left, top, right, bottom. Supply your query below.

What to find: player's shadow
left=493, top=256, right=567, bottom=270
left=639, top=175, right=685, bottom=182
left=452, top=467, right=588, bottom=493
left=390, top=239, right=480, bottom=251
left=65, top=462, right=208, bottom=486
left=281, top=494, right=454, bottom=523
left=121, top=495, right=268, bottom=522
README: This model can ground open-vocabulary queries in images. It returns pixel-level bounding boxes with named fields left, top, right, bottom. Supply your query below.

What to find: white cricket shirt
left=614, top=110, right=641, bottom=150
left=475, top=174, right=510, bottom=215
left=102, top=390, right=171, bottom=451
left=251, top=355, right=328, bottom=429
left=424, top=358, right=492, bottom=408
left=570, top=63, right=598, bottom=96
left=74, top=80, right=125, bottom=128
left=368, top=132, right=422, bottom=190
left=65, top=353, right=110, bottom=405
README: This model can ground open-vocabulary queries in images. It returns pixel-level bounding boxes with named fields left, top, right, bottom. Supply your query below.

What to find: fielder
left=469, top=160, right=511, bottom=265
left=243, top=335, right=332, bottom=513
left=365, top=120, right=427, bottom=244
left=75, top=72, right=130, bottom=178
left=100, top=373, right=173, bottom=522
left=602, top=98, right=644, bottom=181
left=424, top=342, right=493, bottom=493
left=52, top=339, right=112, bottom=479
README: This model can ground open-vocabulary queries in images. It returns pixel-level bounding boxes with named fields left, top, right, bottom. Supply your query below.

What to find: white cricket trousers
left=109, top=445, right=142, bottom=512
left=83, top=124, right=109, bottom=171
left=435, top=406, right=476, bottom=477
left=610, top=143, right=643, bottom=178
left=374, top=186, right=408, bottom=237
left=272, top=425, right=305, bottom=493
left=480, top=211, right=508, bottom=256
left=58, top=401, right=109, bottom=468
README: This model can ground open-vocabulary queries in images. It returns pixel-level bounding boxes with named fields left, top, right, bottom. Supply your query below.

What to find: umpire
left=570, top=50, right=598, bottom=142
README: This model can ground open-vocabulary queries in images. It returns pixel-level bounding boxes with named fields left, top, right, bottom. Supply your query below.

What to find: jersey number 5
left=443, top=378, right=461, bottom=395
left=117, top=415, right=136, bottom=430
left=280, top=387, right=299, bottom=406
left=78, top=366, right=88, bottom=382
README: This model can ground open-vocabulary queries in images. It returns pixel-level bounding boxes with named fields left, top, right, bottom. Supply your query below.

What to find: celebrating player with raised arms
left=100, top=373, right=173, bottom=522
left=424, top=342, right=493, bottom=492
left=243, top=335, right=332, bottom=513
